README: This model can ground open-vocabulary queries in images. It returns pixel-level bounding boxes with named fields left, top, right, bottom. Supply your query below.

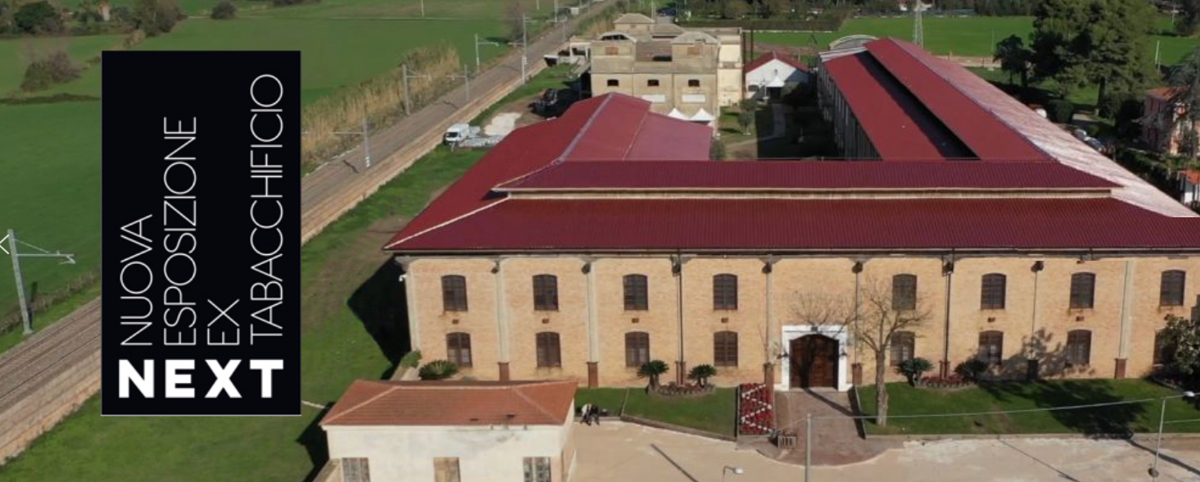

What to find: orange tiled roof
left=321, top=380, right=576, bottom=427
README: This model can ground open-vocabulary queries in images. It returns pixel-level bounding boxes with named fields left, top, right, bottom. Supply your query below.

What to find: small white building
left=743, top=52, right=811, bottom=101
left=322, top=380, right=577, bottom=482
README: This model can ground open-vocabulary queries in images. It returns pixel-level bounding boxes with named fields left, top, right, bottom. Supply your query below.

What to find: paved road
left=572, top=421, right=1200, bottom=482
left=300, top=1, right=611, bottom=242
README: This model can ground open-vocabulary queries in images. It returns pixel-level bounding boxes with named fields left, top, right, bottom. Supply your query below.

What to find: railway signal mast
left=4, top=229, right=76, bottom=336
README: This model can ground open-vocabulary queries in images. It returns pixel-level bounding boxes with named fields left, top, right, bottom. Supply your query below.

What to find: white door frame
left=777, top=325, right=851, bottom=392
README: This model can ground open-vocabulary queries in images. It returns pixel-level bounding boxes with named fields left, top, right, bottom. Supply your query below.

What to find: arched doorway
left=790, top=334, right=838, bottom=389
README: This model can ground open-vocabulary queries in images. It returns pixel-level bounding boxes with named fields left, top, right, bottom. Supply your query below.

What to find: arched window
left=981, top=273, right=1007, bottom=310
left=535, top=332, right=561, bottom=368
left=1066, top=330, right=1092, bottom=367
left=713, top=274, right=738, bottom=310
left=890, top=331, right=915, bottom=367
left=625, top=332, right=650, bottom=367
left=892, top=274, right=918, bottom=311
left=532, top=274, right=559, bottom=311
left=1069, top=273, right=1096, bottom=309
left=442, top=275, right=468, bottom=312
left=446, top=332, right=472, bottom=368
left=623, top=274, right=649, bottom=311
left=978, top=331, right=1003, bottom=366
left=714, top=331, right=739, bottom=367
left=1161, top=270, right=1187, bottom=307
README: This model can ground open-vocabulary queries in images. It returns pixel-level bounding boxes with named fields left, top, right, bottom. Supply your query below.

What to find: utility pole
left=448, top=64, right=471, bottom=103
left=912, top=2, right=924, bottom=47
left=333, top=117, right=373, bottom=169
left=5, top=229, right=76, bottom=336
left=475, top=33, right=499, bottom=72
left=805, top=413, right=812, bottom=482
left=401, top=63, right=432, bottom=116
left=420, top=0, right=425, bottom=17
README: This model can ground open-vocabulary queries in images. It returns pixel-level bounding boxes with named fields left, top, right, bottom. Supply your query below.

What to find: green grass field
left=624, top=388, right=737, bottom=437
left=62, top=0, right=554, bottom=17
left=0, top=143, right=490, bottom=482
left=858, top=379, right=1200, bottom=435
left=758, top=15, right=1199, bottom=63
left=0, top=35, right=122, bottom=95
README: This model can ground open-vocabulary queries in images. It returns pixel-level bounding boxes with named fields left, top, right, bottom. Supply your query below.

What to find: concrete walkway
left=571, top=422, right=1200, bottom=482
left=769, top=390, right=896, bottom=466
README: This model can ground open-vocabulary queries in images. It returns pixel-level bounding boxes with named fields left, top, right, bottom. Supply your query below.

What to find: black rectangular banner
left=102, top=51, right=300, bottom=416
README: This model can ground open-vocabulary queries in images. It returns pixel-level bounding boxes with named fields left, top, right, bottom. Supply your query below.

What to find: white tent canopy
left=667, top=108, right=688, bottom=120
left=689, top=108, right=714, bottom=122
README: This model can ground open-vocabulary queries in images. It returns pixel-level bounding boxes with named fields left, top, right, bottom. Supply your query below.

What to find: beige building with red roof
left=322, top=380, right=576, bottom=482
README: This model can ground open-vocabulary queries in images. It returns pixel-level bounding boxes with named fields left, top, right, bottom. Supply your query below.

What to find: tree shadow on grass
left=347, top=260, right=411, bottom=379
left=980, top=379, right=1145, bottom=437
left=299, top=404, right=333, bottom=482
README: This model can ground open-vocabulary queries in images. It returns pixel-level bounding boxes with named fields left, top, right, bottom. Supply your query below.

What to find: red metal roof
left=390, top=197, right=1200, bottom=252
left=496, top=160, right=1118, bottom=191
left=388, top=94, right=712, bottom=246
left=823, top=52, right=973, bottom=160
left=322, top=380, right=575, bottom=427
left=744, top=51, right=810, bottom=74
left=863, top=39, right=1049, bottom=161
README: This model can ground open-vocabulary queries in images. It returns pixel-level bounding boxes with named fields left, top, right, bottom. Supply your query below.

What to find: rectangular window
left=889, top=332, right=915, bottom=367
left=892, top=274, right=917, bottom=311
left=647, top=79, right=660, bottom=87
left=533, top=275, right=559, bottom=311
left=980, top=274, right=1007, bottom=310
left=342, top=458, right=371, bottom=482
left=606, top=78, right=619, bottom=87
left=714, top=331, right=738, bottom=367
left=447, top=333, right=472, bottom=368
left=687, top=79, right=700, bottom=87
left=686, top=46, right=700, bottom=55
left=523, top=457, right=552, bottom=482
left=713, top=274, right=738, bottom=310
left=978, top=331, right=1003, bottom=366
left=536, top=332, right=562, bottom=368
left=604, top=46, right=619, bottom=55
left=1069, top=273, right=1095, bottom=309
left=433, top=458, right=460, bottom=482
left=1161, top=270, right=1187, bottom=307
left=1155, top=330, right=1177, bottom=365
left=442, top=275, right=468, bottom=312
left=1066, top=330, right=1092, bottom=367
left=624, top=275, right=649, bottom=311
left=625, top=332, right=650, bottom=367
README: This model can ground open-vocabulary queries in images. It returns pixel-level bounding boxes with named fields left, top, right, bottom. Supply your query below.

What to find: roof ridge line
left=880, top=39, right=1053, bottom=162
left=322, top=382, right=399, bottom=425
left=511, top=384, right=565, bottom=422
left=622, top=108, right=652, bottom=160
left=558, top=94, right=618, bottom=161
left=383, top=198, right=510, bottom=250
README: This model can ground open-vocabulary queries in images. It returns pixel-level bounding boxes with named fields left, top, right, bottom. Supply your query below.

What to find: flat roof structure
left=386, top=39, right=1200, bottom=255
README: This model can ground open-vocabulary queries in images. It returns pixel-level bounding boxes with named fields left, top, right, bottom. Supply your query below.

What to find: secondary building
left=588, top=13, right=742, bottom=125
left=387, top=39, right=1200, bottom=392
left=743, top=51, right=811, bottom=101
left=322, top=380, right=576, bottom=482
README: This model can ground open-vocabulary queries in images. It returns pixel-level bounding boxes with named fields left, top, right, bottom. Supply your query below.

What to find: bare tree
left=857, top=276, right=933, bottom=428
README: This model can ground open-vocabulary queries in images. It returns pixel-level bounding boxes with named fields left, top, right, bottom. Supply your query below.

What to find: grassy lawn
left=758, top=15, right=1198, bottom=64
left=719, top=106, right=756, bottom=144
left=575, top=388, right=629, bottom=415
left=0, top=143, right=490, bottom=481
left=623, top=387, right=737, bottom=438
left=0, top=35, right=122, bottom=95
left=471, top=63, right=576, bottom=126
left=858, top=379, right=1200, bottom=436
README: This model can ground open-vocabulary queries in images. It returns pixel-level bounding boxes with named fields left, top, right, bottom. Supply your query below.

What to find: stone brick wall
left=404, top=254, right=1200, bottom=389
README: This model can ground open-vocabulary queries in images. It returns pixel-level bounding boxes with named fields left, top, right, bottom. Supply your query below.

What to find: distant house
left=743, top=51, right=810, bottom=100
left=1183, top=170, right=1200, bottom=207
left=1143, top=87, right=1194, bottom=156
left=322, top=380, right=577, bottom=482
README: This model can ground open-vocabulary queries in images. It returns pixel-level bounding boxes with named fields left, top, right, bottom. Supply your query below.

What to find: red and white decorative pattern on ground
left=738, top=383, right=774, bottom=435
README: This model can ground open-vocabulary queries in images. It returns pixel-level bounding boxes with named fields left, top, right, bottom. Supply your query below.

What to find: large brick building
left=387, top=39, right=1200, bottom=391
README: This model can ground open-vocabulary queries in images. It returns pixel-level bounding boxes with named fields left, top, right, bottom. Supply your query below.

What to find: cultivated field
left=758, top=15, right=1199, bottom=63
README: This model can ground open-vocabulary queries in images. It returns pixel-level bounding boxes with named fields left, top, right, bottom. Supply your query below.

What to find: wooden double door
left=789, top=334, right=838, bottom=389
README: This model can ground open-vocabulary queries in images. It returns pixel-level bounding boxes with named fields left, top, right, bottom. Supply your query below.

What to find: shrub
left=637, top=360, right=670, bottom=389
left=418, top=360, right=459, bottom=380
left=14, top=1, right=62, bottom=34
left=955, top=359, right=990, bottom=382
left=898, top=357, right=933, bottom=385
left=709, top=138, right=726, bottom=160
left=211, top=0, right=236, bottom=19
left=1045, top=99, right=1076, bottom=124
left=20, top=51, right=81, bottom=92
left=134, top=0, right=183, bottom=37
left=399, top=350, right=422, bottom=368
left=687, top=364, right=717, bottom=387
